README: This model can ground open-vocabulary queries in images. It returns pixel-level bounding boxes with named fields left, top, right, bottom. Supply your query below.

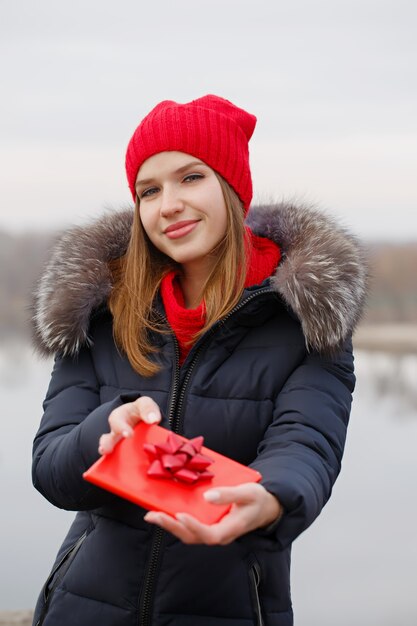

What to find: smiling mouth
left=164, top=220, right=200, bottom=239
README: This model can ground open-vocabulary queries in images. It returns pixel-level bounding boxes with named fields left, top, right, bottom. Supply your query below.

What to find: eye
left=140, top=186, right=159, bottom=199
left=183, top=173, right=203, bottom=183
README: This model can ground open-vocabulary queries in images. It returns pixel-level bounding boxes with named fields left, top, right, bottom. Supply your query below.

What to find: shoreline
left=353, top=323, right=417, bottom=354
left=1, top=323, right=417, bottom=359
left=0, top=612, right=33, bottom=626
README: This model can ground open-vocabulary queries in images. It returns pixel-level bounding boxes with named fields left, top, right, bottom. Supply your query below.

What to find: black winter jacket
left=31, top=202, right=367, bottom=626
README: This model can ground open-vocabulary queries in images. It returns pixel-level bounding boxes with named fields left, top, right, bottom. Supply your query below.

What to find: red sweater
left=160, top=228, right=281, bottom=365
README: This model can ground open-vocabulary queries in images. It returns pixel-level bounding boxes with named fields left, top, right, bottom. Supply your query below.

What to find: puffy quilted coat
left=31, top=202, right=367, bottom=626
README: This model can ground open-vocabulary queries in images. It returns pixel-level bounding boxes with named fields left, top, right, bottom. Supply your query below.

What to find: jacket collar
left=32, top=202, right=368, bottom=357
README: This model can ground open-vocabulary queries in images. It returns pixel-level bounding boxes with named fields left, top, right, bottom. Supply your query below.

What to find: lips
left=164, top=220, right=200, bottom=239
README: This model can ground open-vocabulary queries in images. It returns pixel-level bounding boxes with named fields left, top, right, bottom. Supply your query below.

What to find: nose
left=160, top=185, right=185, bottom=217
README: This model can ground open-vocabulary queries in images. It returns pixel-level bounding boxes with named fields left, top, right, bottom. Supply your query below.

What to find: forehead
left=136, top=151, right=206, bottom=182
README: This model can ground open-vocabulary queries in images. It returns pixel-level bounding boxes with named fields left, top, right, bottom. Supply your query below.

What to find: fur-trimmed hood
left=32, top=202, right=368, bottom=357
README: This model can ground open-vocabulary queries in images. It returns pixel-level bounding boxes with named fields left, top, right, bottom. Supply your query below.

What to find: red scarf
left=160, top=228, right=281, bottom=364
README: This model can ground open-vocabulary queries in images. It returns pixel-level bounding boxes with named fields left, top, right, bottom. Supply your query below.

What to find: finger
left=100, top=397, right=162, bottom=455
left=107, top=399, right=160, bottom=439
left=98, top=431, right=123, bottom=455
left=203, top=483, right=262, bottom=506
left=175, top=511, right=245, bottom=546
left=99, top=406, right=137, bottom=455
left=131, top=396, right=162, bottom=424
left=108, top=405, right=139, bottom=436
left=144, top=512, right=198, bottom=544
left=174, top=513, right=221, bottom=544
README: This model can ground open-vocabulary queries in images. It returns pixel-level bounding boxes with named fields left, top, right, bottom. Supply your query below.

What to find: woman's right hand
left=98, top=396, right=161, bottom=455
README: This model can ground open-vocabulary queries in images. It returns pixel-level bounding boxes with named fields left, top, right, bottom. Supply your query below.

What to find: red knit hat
left=125, top=95, right=256, bottom=212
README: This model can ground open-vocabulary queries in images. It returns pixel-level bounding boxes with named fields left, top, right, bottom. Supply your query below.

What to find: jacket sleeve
left=32, top=347, right=139, bottom=511
left=249, top=338, right=355, bottom=551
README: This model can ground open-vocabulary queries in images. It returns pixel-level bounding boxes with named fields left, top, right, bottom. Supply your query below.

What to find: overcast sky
left=1, top=0, right=416, bottom=240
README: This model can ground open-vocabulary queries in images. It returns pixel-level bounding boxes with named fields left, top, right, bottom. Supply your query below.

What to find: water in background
left=1, top=344, right=416, bottom=626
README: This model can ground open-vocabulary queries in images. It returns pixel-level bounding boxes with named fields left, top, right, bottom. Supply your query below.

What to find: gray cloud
left=0, top=0, right=416, bottom=238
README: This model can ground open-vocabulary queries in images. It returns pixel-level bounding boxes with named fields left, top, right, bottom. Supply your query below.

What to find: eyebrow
left=135, top=160, right=208, bottom=189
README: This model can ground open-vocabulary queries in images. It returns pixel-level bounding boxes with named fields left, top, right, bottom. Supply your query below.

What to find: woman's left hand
left=143, top=483, right=282, bottom=545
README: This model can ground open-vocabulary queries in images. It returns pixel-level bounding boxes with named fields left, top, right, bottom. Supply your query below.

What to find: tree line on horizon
left=1, top=229, right=416, bottom=343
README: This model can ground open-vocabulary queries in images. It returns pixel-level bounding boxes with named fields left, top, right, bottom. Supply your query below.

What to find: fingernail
left=98, top=446, right=105, bottom=455
left=145, top=412, right=159, bottom=424
left=122, top=429, right=131, bottom=438
left=204, top=490, right=220, bottom=502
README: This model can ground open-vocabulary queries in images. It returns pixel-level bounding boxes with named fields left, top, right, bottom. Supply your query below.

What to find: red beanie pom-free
left=125, top=95, right=256, bottom=213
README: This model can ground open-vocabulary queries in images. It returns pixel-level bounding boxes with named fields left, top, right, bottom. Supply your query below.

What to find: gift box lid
left=83, top=422, right=262, bottom=525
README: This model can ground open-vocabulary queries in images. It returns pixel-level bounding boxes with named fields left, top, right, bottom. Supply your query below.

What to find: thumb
left=203, top=484, right=255, bottom=505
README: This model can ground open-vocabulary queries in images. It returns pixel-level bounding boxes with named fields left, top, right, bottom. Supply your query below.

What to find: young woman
left=32, top=95, right=367, bottom=626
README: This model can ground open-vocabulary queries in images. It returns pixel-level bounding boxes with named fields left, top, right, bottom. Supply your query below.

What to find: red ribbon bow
left=144, top=432, right=214, bottom=484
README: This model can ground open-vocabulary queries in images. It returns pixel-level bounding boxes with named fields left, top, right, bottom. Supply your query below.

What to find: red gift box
left=83, top=423, right=262, bottom=525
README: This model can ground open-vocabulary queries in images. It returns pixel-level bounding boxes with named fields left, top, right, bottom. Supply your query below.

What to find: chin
left=165, top=246, right=205, bottom=265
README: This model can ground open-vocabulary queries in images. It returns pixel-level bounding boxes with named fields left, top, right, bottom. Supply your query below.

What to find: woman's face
left=136, top=151, right=228, bottom=276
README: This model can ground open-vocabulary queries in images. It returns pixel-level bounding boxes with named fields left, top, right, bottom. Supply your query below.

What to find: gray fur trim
left=32, top=202, right=368, bottom=356
left=246, top=202, right=368, bottom=353
left=32, top=209, right=133, bottom=357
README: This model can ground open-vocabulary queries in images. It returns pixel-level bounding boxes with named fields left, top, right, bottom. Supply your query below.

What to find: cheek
left=138, top=209, right=155, bottom=240
left=214, top=202, right=228, bottom=238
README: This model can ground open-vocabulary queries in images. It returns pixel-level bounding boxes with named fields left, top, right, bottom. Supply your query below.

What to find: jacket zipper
left=138, top=335, right=181, bottom=626
left=173, top=288, right=273, bottom=434
left=139, top=288, right=273, bottom=626
left=36, top=530, right=88, bottom=626
left=249, top=560, right=264, bottom=626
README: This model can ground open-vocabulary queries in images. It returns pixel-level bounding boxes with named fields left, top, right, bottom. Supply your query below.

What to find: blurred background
left=1, top=1, right=416, bottom=624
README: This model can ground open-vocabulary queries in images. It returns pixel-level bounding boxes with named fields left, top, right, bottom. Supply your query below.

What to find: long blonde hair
left=109, top=175, right=250, bottom=376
